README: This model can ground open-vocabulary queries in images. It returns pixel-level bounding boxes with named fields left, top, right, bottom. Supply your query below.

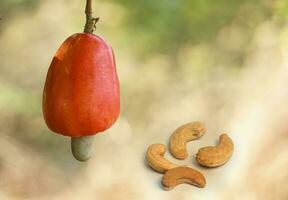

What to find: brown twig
left=83, top=0, right=99, bottom=34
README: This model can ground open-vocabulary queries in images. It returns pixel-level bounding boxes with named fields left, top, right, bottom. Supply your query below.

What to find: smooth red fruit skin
left=42, top=33, right=120, bottom=137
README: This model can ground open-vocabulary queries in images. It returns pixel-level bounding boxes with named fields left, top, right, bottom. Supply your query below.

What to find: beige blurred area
left=1, top=0, right=288, bottom=199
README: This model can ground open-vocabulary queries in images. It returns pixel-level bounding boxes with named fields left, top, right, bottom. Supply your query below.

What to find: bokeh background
left=1, top=0, right=288, bottom=199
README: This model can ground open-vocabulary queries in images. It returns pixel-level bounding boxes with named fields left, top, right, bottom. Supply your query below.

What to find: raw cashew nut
left=162, top=166, right=206, bottom=190
left=146, top=144, right=178, bottom=173
left=196, top=134, right=234, bottom=167
left=169, top=121, right=206, bottom=160
left=71, top=136, right=95, bottom=161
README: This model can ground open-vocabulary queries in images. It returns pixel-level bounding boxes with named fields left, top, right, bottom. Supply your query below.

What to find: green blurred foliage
left=111, top=0, right=270, bottom=58
left=0, top=0, right=37, bottom=14
left=1, top=0, right=274, bottom=58
left=275, top=0, right=288, bottom=19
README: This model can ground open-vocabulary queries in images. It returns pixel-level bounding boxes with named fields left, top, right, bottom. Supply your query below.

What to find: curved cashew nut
left=196, top=134, right=234, bottom=167
left=146, top=144, right=178, bottom=173
left=169, top=121, right=206, bottom=159
left=162, top=166, right=206, bottom=190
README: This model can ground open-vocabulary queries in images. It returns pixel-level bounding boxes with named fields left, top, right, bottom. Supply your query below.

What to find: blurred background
left=1, top=0, right=288, bottom=199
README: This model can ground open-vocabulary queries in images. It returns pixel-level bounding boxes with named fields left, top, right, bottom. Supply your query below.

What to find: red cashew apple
left=42, top=0, right=120, bottom=161
left=43, top=33, right=120, bottom=137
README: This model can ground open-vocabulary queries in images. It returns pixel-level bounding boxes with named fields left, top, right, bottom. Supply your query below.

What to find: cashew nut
left=169, top=122, right=206, bottom=160
left=71, top=136, right=95, bottom=162
left=162, top=166, right=206, bottom=190
left=146, top=144, right=178, bottom=173
left=196, top=134, right=234, bottom=167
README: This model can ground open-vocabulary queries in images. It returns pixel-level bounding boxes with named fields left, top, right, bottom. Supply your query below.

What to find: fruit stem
left=84, top=0, right=99, bottom=34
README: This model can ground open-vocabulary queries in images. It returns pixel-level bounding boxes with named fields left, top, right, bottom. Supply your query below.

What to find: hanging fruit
left=42, top=0, right=120, bottom=161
